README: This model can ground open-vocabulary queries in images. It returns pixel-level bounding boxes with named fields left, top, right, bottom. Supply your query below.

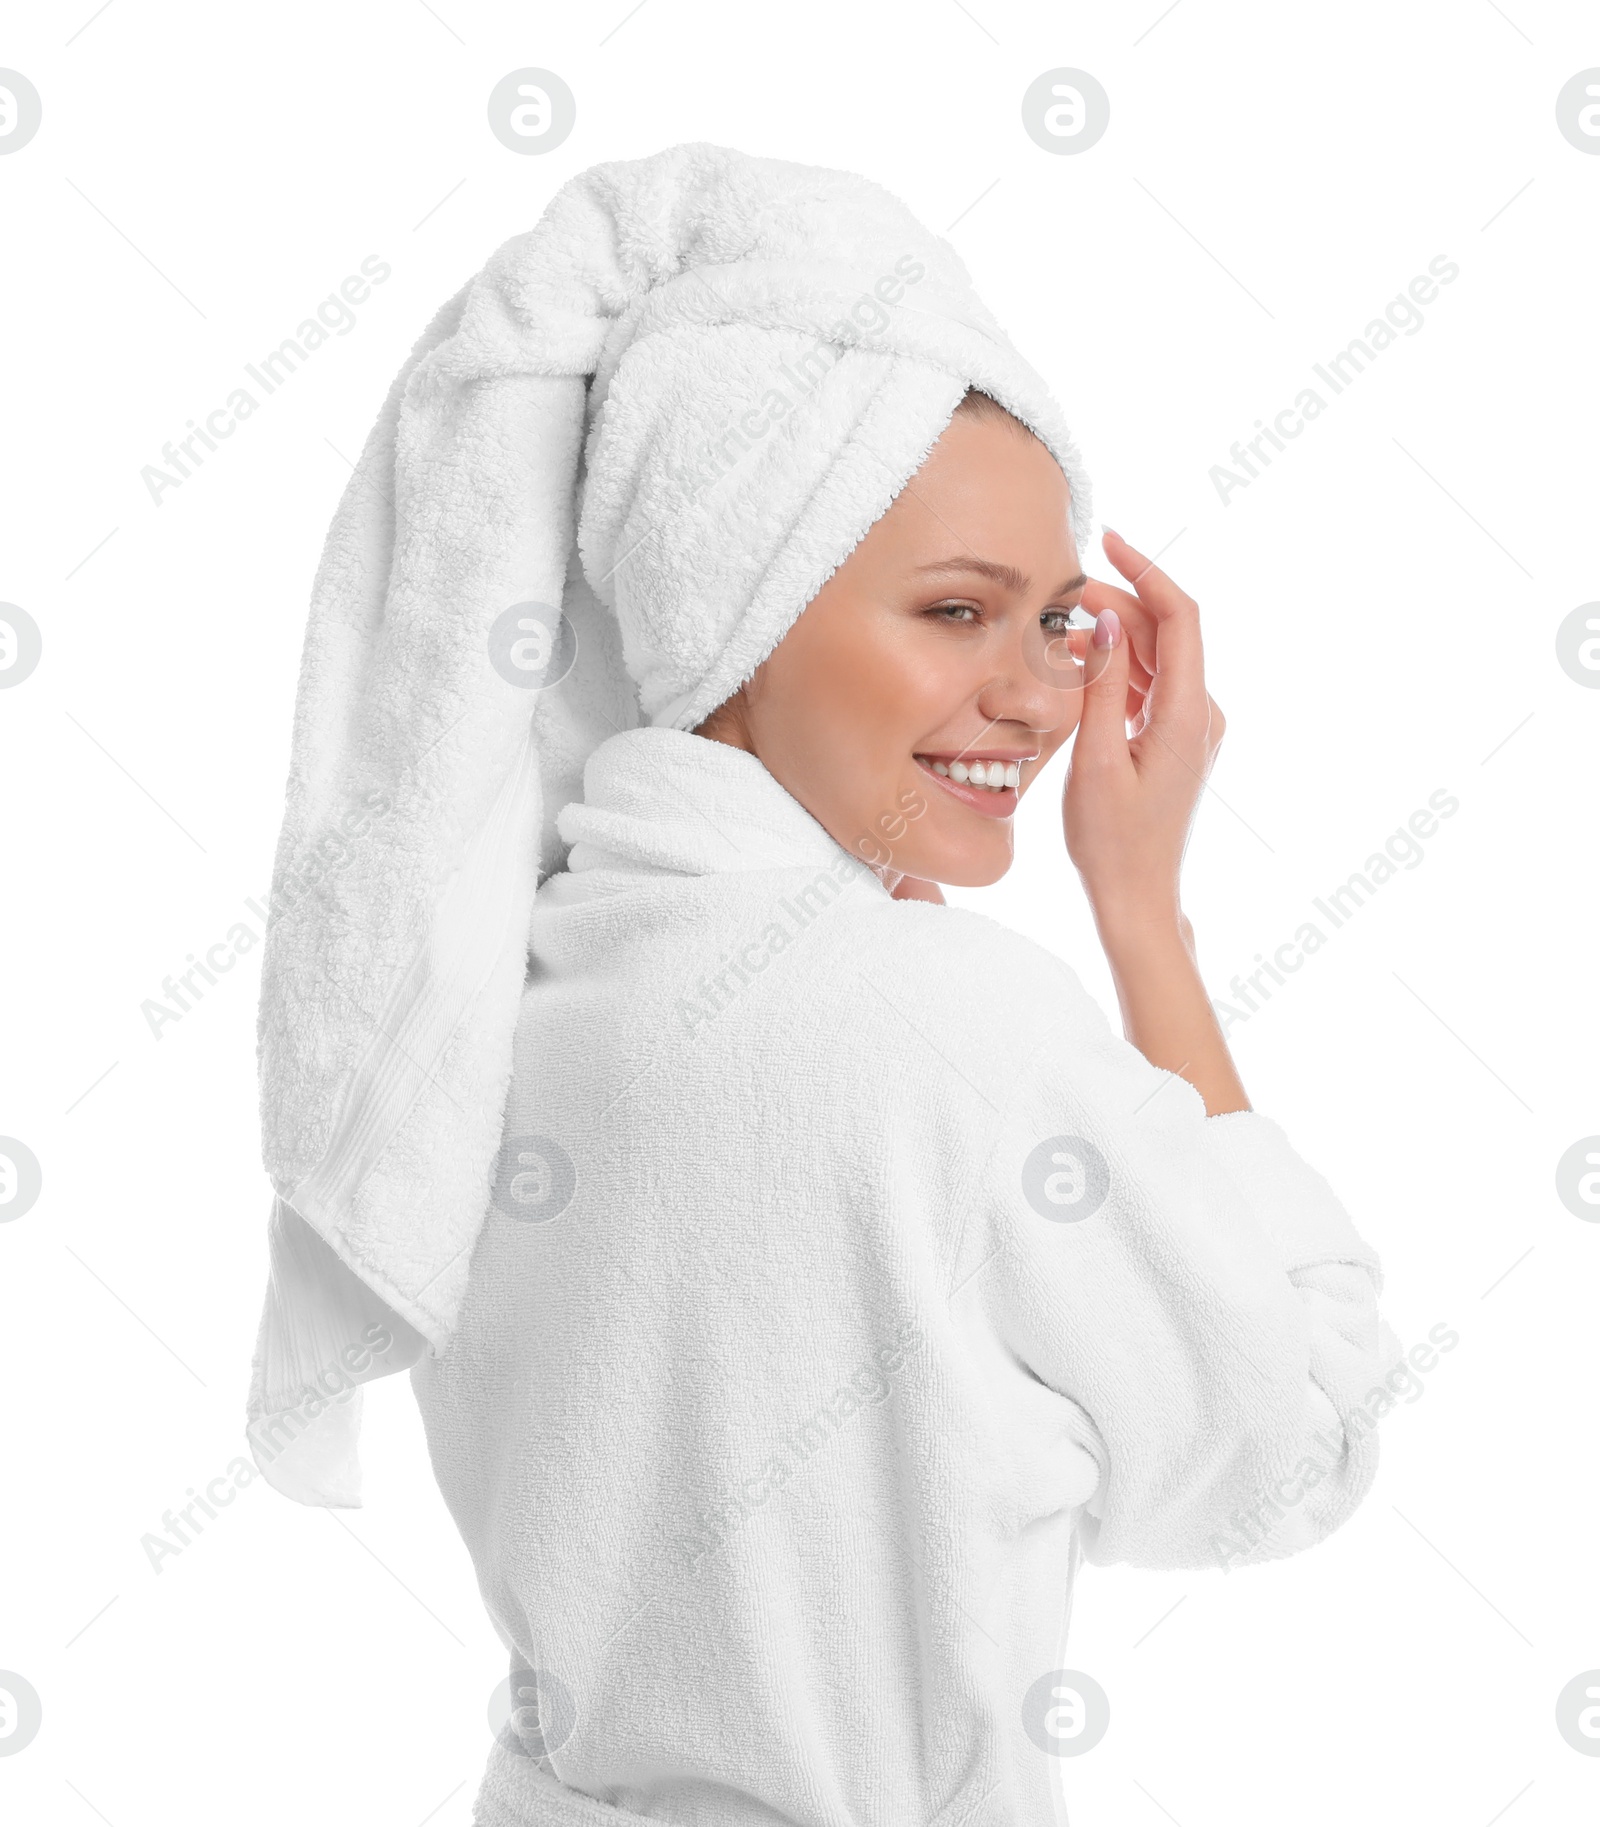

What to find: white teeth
left=921, top=756, right=1020, bottom=793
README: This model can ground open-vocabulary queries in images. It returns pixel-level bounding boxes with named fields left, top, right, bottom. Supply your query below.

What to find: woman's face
left=695, top=407, right=1089, bottom=888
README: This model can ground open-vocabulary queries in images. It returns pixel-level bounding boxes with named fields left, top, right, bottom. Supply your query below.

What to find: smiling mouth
left=913, top=753, right=1034, bottom=818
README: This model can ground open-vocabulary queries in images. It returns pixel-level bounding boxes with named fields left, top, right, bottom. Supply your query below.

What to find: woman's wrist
left=1085, top=895, right=1248, bottom=1116
left=1085, top=890, right=1194, bottom=963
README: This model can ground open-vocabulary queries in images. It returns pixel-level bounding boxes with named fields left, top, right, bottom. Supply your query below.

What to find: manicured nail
left=1093, top=607, right=1121, bottom=649
left=1102, top=526, right=1120, bottom=542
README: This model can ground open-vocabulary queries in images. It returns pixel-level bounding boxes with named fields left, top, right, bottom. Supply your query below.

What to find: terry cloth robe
left=410, top=722, right=1405, bottom=1827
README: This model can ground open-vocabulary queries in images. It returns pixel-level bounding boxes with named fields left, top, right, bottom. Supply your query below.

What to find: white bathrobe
left=409, top=723, right=1404, bottom=1827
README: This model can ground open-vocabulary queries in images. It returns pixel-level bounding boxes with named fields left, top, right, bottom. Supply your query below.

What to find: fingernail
left=1102, top=526, right=1120, bottom=541
left=1093, top=607, right=1120, bottom=650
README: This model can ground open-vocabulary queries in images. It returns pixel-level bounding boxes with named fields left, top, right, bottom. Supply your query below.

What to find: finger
left=1050, top=623, right=1150, bottom=708
left=1100, top=530, right=1206, bottom=740
left=1079, top=584, right=1154, bottom=734
left=1080, top=574, right=1157, bottom=681
left=1073, top=607, right=1134, bottom=772
left=1100, top=529, right=1196, bottom=619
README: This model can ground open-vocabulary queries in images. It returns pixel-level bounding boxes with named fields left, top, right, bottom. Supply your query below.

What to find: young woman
left=408, top=387, right=1399, bottom=1824
left=247, top=143, right=1401, bottom=1827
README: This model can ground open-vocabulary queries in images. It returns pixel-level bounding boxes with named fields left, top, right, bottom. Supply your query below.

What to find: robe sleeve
left=979, top=958, right=1406, bottom=1574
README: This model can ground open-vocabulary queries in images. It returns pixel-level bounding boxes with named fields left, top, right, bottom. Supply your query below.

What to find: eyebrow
left=914, top=556, right=1087, bottom=597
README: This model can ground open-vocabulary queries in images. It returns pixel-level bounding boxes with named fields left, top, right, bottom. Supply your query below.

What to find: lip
left=914, top=754, right=1019, bottom=819
left=915, top=750, right=1037, bottom=763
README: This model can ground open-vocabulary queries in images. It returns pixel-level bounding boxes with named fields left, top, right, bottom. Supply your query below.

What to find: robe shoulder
left=813, top=894, right=1184, bottom=1119
left=839, top=897, right=1075, bottom=1006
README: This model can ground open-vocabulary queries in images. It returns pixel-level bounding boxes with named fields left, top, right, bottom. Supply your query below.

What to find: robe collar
left=555, top=725, right=889, bottom=890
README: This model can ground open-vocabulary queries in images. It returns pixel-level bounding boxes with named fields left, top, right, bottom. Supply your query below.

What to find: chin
left=904, top=836, right=1015, bottom=890
left=937, top=861, right=1013, bottom=889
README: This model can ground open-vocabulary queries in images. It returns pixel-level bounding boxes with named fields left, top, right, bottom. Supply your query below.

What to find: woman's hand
left=1062, top=529, right=1248, bottom=1116
left=1063, top=529, right=1226, bottom=933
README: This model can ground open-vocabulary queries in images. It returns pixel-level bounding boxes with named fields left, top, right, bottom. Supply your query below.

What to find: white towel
left=409, top=722, right=1405, bottom=1827
left=244, top=141, right=1094, bottom=1504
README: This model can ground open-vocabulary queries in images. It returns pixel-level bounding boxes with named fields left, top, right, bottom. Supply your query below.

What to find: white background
left=1, top=2, right=1595, bottom=1823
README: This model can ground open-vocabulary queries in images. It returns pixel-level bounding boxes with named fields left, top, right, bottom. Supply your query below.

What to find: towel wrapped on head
left=245, top=139, right=1093, bottom=1505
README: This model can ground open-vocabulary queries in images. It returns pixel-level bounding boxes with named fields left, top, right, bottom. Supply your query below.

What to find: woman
left=246, top=143, right=1401, bottom=1827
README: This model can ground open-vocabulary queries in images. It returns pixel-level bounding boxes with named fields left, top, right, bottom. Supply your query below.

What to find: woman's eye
left=928, top=601, right=981, bottom=624
left=1042, top=604, right=1091, bottom=633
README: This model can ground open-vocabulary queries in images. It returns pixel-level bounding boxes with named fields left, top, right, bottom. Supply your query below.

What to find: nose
left=975, top=617, right=1082, bottom=736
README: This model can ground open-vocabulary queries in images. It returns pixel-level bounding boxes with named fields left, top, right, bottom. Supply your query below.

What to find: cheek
left=755, top=648, right=923, bottom=862
left=786, top=611, right=907, bottom=723
left=787, top=622, right=940, bottom=781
